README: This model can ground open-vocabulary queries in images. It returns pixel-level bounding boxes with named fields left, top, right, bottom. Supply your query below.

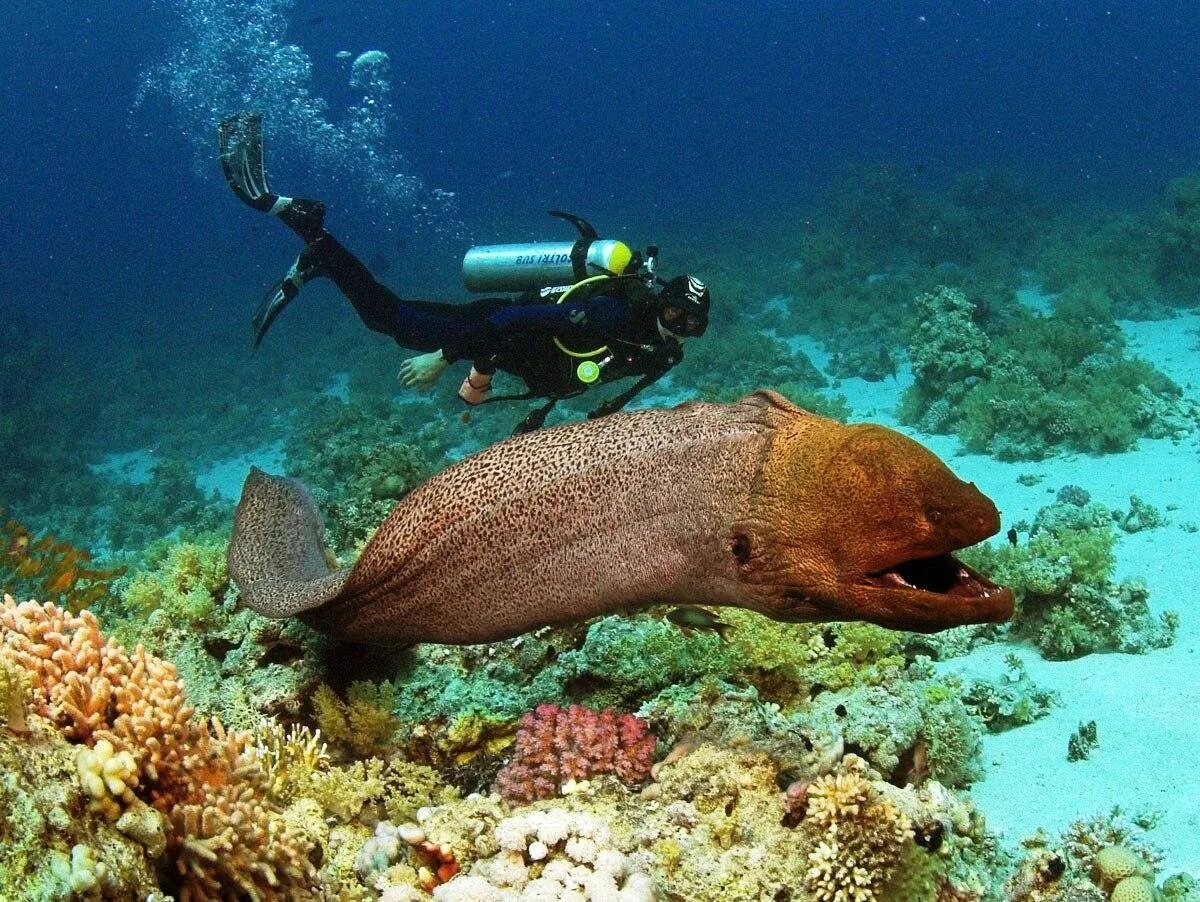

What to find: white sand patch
left=196, top=441, right=286, bottom=501
left=321, top=371, right=351, bottom=402
left=1016, top=285, right=1056, bottom=314
left=89, top=449, right=157, bottom=484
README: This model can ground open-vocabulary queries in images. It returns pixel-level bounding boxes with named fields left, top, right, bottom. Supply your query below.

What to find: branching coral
left=494, top=704, right=656, bottom=804
left=164, top=720, right=315, bottom=899
left=802, top=759, right=914, bottom=902
left=0, top=596, right=317, bottom=899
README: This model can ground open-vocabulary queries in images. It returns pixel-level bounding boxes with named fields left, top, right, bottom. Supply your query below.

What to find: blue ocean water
left=3, top=1, right=1200, bottom=898
left=3, top=1, right=1199, bottom=333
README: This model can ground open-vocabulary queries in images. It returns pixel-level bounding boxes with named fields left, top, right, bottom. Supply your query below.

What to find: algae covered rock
left=0, top=717, right=161, bottom=900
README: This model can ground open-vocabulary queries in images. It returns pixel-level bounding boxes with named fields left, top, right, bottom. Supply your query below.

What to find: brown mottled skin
left=229, top=391, right=1014, bottom=645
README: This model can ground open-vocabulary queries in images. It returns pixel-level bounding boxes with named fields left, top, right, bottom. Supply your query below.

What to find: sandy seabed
left=824, top=312, right=1200, bottom=875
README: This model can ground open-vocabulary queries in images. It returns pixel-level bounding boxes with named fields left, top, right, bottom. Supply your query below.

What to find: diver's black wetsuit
left=309, top=231, right=681, bottom=404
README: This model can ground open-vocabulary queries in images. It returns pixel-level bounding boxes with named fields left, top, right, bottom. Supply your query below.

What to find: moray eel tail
left=228, top=467, right=350, bottom=618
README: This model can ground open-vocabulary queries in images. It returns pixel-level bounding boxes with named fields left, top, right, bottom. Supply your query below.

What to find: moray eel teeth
left=866, top=555, right=1001, bottom=597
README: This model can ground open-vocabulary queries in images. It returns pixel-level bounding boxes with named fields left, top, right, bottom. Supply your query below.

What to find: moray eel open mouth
left=848, top=552, right=1014, bottom=632
left=863, top=553, right=1003, bottom=601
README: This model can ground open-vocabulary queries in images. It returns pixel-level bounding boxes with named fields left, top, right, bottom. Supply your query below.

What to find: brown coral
left=0, top=597, right=317, bottom=900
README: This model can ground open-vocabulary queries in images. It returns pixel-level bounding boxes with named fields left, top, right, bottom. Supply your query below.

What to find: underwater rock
left=1067, top=721, right=1099, bottom=763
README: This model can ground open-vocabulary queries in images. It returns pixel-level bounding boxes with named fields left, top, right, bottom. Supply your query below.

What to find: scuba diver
left=217, top=112, right=710, bottom=434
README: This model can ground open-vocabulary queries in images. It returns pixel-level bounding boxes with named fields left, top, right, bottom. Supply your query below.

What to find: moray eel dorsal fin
left=228, top=467, right=350, bottom=617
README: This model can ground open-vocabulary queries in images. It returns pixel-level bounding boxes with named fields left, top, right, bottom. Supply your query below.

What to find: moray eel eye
left=863, top=554, right=1003, bottom=601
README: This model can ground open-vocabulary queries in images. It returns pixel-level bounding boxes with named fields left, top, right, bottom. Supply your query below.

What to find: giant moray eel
left=229, top=390, right=1013, bottom=644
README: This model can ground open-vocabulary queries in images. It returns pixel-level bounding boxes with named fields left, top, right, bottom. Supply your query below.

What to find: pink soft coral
left=494, top=702, right=656, bottom=803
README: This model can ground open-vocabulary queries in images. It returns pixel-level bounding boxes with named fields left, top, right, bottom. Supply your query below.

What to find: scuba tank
left=462, top=210, right=637, bottom=293
left=462, top=210, right=663, bottom=389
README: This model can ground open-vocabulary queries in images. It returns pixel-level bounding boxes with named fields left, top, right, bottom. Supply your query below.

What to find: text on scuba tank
left=514, top=253, right=572, bottom=265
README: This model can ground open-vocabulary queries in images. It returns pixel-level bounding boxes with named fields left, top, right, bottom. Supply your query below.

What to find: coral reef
left=283, top=396, right=445, bottom=554
left=1006, top=808, right=1170, bottom=902
left=105, top=458, right=230, bottom=553
left=380, top=745, right=1003, bottom=901
left=0, top=596, right=317, bottom=899
left=0, top=712, right=165, bottom=899
left=104, top=533, right=327, bottom=727
left=494, top=703, right=655, bottom=804
left=960, top=499, right=1177, bottom=659
left=899, top=285, right=1196, bottom=459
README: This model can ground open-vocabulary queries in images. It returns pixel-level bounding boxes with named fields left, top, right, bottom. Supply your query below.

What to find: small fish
left=44, top=566, right=78, bottom=594
left=75, top=584, right=112, bottom=606
left=335, top=50, right=353, bottom=60
left=1006, top=527, right=1018, bottom=547
left=15, top=557, right=44, bottom=578
left=665, top=605, right=730, bottom=641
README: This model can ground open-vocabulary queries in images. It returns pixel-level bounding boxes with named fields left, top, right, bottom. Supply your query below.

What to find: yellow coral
left=405, top=712, right=517, bottom=768
left=1094, top=845, right=1149, bottom=888
left=1110, top=876, right=1155, bottom=902
left=252, top=722, right=330, bottom=802
left=803, top=760, right=914, bottom=902
left=77, top=737, right=139, bottom=819
left=307, top=758, right=388, bottom=822
left=312, top=681, right=400, bottom=758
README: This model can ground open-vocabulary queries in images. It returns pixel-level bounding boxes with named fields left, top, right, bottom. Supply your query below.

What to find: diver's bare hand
left=398, top=350, right=450, bottom=391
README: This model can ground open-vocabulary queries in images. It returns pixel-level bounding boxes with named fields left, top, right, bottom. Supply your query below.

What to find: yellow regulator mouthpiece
left=576, top=360, right=601, bottom=383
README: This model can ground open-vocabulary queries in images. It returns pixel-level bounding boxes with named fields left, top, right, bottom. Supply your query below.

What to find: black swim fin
left=251, top=246, right=324, bottom=349
left=218, top=111, right=326, bottom=240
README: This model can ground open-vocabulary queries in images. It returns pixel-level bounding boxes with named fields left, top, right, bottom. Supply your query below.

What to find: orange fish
left=44, top=567, right=79, bottom=594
